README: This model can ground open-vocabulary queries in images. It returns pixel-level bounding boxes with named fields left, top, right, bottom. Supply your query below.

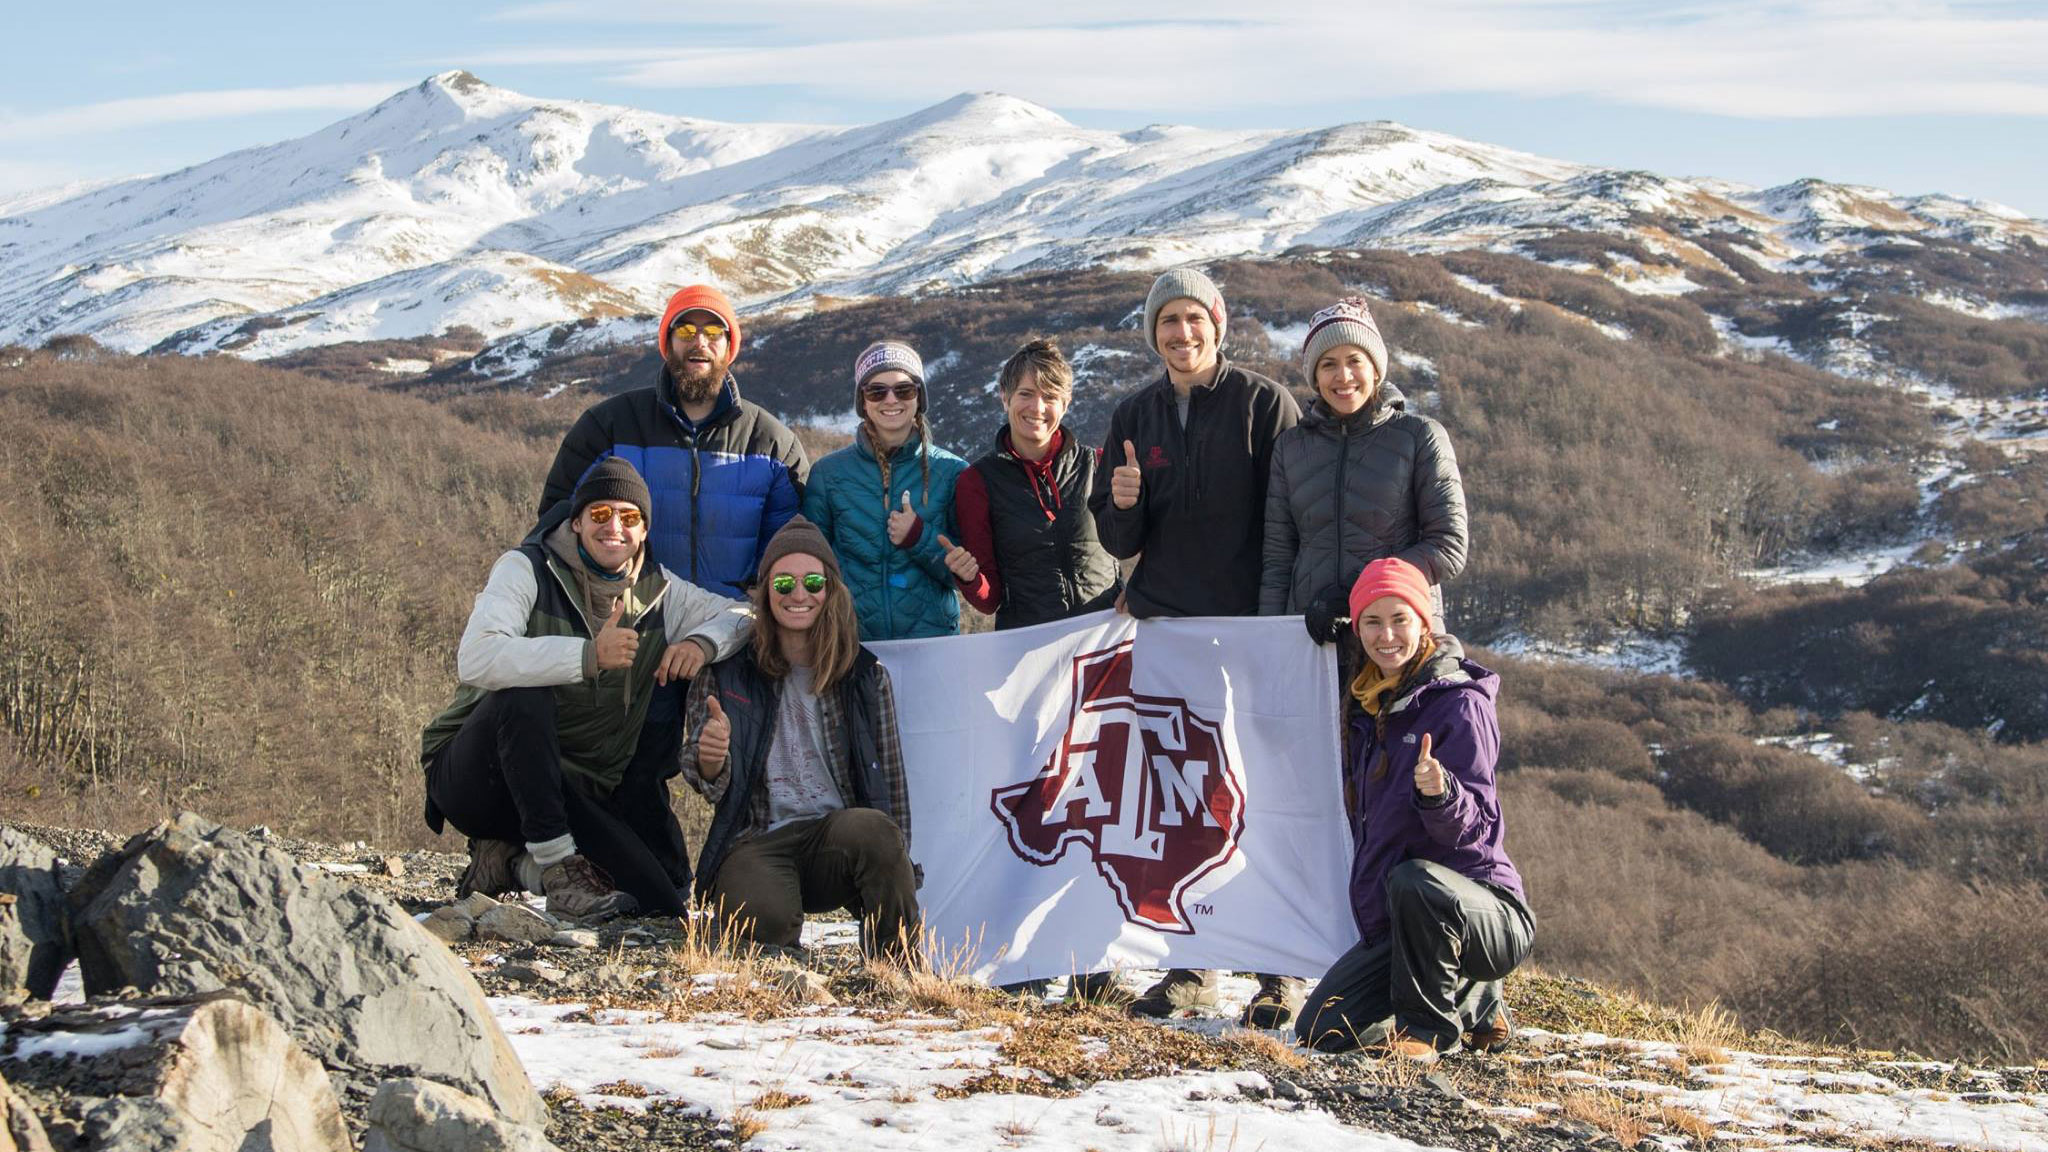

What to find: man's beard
left=668, top=352, right=727, bottom=403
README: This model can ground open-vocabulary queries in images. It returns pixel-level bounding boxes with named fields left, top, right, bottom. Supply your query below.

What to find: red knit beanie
left=657, top=285, right=743, bottom=365
left=1349, top=557, right=1433, bottom=628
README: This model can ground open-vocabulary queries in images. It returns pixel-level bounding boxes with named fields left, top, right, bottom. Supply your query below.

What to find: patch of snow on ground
left=1483, top=632, right=1690, bottom=678
left=376, top=358, right=432, bottom=374
left=1259, top=320, right=1312, bottom=352
left=1526, top=1030, right=2048, bottom=1152
left=1709, top=314, right=1795, bottom=360
left=1448, top=274, right=1522, bottom=312
left=1922, top=291, right=2048, bottom=323
left=1755, top=733, right=1893, bottom=783
left=493, top=992, right=1443, bottom=1152
left=1393, top=350, right=1437, bottom=377
left=1066, top=343, right=1139, bottom=376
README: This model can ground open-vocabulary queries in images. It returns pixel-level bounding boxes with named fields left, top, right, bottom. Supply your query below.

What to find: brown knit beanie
left=755, top=515, right=841, bottom=585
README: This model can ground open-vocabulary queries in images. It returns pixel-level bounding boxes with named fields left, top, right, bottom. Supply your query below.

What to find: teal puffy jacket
left=802, top=430, right=968, bottom=640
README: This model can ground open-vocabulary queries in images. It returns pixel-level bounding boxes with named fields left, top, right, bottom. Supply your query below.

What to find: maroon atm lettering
left=990, top=641, right=1245, bottom=933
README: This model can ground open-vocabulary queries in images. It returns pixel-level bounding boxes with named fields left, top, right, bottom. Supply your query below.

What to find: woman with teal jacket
left=802, top=341, right=968, bottom=640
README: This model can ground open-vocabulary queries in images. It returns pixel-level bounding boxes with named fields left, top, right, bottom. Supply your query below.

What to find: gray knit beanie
left=1300, top=297, right=1388, bottom=386
left=1143, top=268, right=1228, bottom=356
left=853, top=340, right=927, bottom=416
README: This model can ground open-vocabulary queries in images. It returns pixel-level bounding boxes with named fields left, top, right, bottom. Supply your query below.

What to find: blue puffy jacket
left=802, top=429, right=967, bottom=640
left=541, top=368, right=809, bottom=599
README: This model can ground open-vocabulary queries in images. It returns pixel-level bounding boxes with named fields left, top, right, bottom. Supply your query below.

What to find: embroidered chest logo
left=990, top=641, right=1245, bottom=933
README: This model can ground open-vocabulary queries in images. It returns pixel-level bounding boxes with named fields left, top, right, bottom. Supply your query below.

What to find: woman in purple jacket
left=1295, top=557, right=1534, bottom=1062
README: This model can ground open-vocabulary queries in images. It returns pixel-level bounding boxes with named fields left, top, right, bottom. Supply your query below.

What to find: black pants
left=1296, top=859, right=1534, bottom=1053
left=425, top=686, right=689, bottom=915
left=703, top=809, right=921, bottom=961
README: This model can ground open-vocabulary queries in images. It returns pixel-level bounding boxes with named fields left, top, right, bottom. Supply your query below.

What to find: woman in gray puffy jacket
left=1260, top=297, right=1468, bottom=648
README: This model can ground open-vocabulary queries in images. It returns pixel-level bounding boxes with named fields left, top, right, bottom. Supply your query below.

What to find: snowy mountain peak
left=2, top=75, right=2038, bottom=358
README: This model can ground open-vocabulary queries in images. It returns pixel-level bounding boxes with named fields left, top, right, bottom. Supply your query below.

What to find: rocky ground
left=8, top=822, right=2046, bottom=1152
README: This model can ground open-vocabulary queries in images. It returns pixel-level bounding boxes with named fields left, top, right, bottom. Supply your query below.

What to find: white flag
left=871, top=611, right=1358, bottom=987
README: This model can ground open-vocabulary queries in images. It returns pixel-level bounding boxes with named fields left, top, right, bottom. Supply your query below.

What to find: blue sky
left=6, top=0, right=2045, bottom=215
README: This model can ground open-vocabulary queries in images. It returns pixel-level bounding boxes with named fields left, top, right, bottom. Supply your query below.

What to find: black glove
left=1302, top=584, right=1350, bottom=645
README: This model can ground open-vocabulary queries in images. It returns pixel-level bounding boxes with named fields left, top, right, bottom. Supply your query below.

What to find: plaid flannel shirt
left=681, top=659, right=911, bottom=852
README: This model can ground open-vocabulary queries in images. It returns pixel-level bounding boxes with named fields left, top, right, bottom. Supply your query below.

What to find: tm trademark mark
left=1189, top=903, right=1214, bottom=916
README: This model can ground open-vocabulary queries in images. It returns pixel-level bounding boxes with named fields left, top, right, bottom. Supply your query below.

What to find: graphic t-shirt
left=761, top=665, right=845, bottom=832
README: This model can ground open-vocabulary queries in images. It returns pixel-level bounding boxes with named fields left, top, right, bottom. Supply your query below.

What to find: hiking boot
left=1066, top=971, right=1132, bottom=1008
left=1238, top=974, right=1307, bottom=1030
left=1467, top=1009, right=1514, bottom=1053
left=1379, top=1031, right=1457, bottom=1064
left=1128, top=968, right=1218, bottom=1018
left=540, top=854, right=639, bottom=923
left=455, top=838, right=522, bottom=898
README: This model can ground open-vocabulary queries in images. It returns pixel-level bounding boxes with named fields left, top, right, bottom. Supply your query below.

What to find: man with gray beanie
left=1087, top=267, right=1304, bottom=1024
left=421, top=457, right=755, bottom=920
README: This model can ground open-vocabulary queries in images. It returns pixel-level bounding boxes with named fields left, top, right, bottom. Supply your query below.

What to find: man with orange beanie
left=539, top=284, right=810, bottom=895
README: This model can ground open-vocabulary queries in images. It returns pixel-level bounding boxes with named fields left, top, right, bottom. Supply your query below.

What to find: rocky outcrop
left=0, top=995, right=348, bottom=1152
left=65, top=814, right=544, bottom=1128
left=363, top=1079, right=560, bottom=1152
left=0, top=1071, right=54, bottom=1152
left=0, top=832, right=68, bottom=1001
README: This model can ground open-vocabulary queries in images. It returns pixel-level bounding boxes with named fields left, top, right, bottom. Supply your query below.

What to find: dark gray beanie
left=755, top=514, right=842, bottom=585
left=572, top=456, right=653, bottom=522
left=1143, top=268, right=1227, bottom=356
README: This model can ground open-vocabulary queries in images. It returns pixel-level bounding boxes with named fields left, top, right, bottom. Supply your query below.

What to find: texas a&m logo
left=990, top=640, right=1245, bottom=933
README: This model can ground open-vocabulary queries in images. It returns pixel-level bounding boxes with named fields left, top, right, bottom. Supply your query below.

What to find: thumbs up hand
left=887, top=490, right=921, bottom=547
left=697, top=694, right=731, bottom=778
left=592, top=595, right=639, bottom=671
left=937, top=534, right=980, bottom=582
left=1111, top=439, right=1143, bottom=510
left=1413, top=733, right=1447, bottom=799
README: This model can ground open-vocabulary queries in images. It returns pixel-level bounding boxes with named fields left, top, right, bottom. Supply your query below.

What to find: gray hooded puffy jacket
left=1259, top=380, right=1468, bottom=616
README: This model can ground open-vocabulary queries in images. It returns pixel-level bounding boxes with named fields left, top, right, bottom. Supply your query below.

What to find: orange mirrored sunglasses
left=585, top=505, right=644, bottom=528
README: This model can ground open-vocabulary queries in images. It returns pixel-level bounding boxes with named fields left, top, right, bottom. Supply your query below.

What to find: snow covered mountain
left=2, top=70, right=2041, bottom=358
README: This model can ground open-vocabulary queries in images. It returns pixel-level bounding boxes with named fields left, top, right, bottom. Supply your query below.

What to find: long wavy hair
left=748, top=557, right=862, bottom=694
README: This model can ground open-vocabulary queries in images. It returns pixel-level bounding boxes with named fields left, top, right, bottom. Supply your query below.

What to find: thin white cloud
left=0, top=82, right=410, bottom=143
left=577, top=0, right=2048, bottom=119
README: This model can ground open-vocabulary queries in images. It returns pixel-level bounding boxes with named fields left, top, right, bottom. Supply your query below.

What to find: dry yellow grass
left=750, top=1087, right=811, bottom=1110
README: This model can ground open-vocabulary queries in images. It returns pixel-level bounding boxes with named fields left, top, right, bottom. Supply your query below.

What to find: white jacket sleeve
left=456, top=551, right=589, bottom=689
left=661, top=568, right=755, bottom=659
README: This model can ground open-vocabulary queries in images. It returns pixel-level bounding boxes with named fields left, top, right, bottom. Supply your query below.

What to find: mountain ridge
left=1, top=70, right=2041, bottom=360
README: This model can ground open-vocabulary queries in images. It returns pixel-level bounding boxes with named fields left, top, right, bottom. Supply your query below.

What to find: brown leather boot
left=455, top=838, right=522, bottom=898
left=540, top=854, right=639, bottom=922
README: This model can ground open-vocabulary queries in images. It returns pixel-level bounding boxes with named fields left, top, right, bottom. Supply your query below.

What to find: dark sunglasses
left=670, top=321, right=728, bottom=343
left=862, top=382, right=920, bottom=402
left=585, top=505, right=644, bottom=528
left=770, top=572, right=830, bottom=596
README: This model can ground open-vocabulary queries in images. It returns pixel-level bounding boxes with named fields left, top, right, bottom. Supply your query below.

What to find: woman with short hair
left=946, top=337, right=1120, bottom=628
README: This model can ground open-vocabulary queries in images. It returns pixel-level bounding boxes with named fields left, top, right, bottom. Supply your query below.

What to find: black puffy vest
left=969, top=432, right=1120, bottom=630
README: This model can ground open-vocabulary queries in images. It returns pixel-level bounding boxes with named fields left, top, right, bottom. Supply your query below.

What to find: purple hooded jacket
left=1345, top=645, right=1525, bottom=945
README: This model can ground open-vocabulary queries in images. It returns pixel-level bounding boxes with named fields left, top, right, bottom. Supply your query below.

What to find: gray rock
left=764, top=966, right=837, bottom=1006
left=0, top=1070, right=54, bottom=1152
left=476, top=905, right=555, bottom=946
left=421, top=907, right=474, bottom=944
left=363, top=1079, right=559, bottom=1152
left=498, top=961, right=565, bottom=987
left=1269, top=1076, right=1307, bottom=1101
left=546, top=930, right=598, bottom=950
left=453, top=893, right=501, bottom=919
left=0, top=830, right=69, bottom=1000
left=65, top=814, right=544, bottom=1128
left=0, top=996, right=349, bottom=1152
